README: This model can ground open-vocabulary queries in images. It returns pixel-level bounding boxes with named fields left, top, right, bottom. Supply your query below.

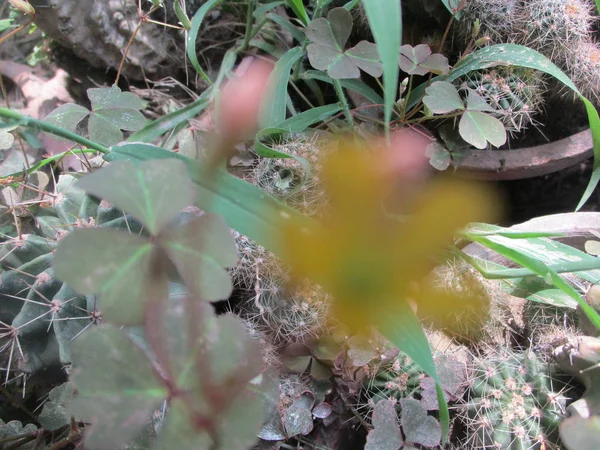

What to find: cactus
left=250, top=138, right=331, bottom=218
left=457, top=0, right=523, bottom=44
left=512, top=0, right=596, bottom=64
left=457, top=66, right=547, bottom=135
left=459, top=348, right=568, bottom=450
left=563, top=39, right=600, bottom=104
left=0, top=173, right=144, bottom=379
left=242, top=275, right=331, bottom=345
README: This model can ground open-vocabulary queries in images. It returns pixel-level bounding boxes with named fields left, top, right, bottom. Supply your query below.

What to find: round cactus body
left=460, top=349, right=566, bottom=450
left=458, top=66, right=547, bottom=135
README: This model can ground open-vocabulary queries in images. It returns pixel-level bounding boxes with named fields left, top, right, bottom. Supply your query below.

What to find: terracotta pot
left=452, top=128, right=593, bottom=181
left=461, top=212, right=600, bottom=265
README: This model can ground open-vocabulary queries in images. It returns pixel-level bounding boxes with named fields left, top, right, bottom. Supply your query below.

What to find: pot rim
left=451, top=128, right=593, bottom=181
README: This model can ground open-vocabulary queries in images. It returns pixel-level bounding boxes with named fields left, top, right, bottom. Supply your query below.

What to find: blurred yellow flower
left=280, top=138, right=500, bottom=335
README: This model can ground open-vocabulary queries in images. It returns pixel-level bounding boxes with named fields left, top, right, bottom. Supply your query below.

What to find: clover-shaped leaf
left=365, top=399, right=403, bottom=450
left=306, top=7, right=382, bottom=79
left=75, top=158, right=194, bottom=235
left=146, top=297, right=274, bottom=450
left=0, top=124, right=18, bottom=150
left=68, top=325, right=168, bottom=450
left=425, top=142, right=451, bottom=171
left=399, top=44, right=449, bottom=76
left=400, top=398, right=441, bottom=448
left=87, top=86, right=146, bottom=145
left=44, top=86, right=146, bottom=146
left=458, top=89, right=506, bottom=149
left=53, top=157, right=237, bottom=324
left=39, top=382, right=76, bottom=431
left=422, top=81, right=464, bottom=114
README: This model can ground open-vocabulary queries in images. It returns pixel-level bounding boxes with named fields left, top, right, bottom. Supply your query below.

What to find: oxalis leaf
left=399, top=44, right=449, bottom=76
left=75, top=158, right=195, bottom=235
left=53, top=159, right=237, bottom=324
left=365, top=399, right=403, bottom=450
left=422, top=81, right=463, bottom=114
left=0, top=124, right=18, bottom=150
left=306, top=7, right=382, bottom=79
left=146, top=296, right=276, bottom=450
left=68, top=325, right=168, bottom=450
left=459, top=90, right=506, bottom=149
left=44, top=86, right=146, bottom=147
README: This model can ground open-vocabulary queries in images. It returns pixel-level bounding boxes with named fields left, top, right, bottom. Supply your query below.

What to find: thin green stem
left=332, top=79, right=354, bottom=126
left=240, top=0, right=256, bottom=51
left=0, top=107, right=109, bottom=153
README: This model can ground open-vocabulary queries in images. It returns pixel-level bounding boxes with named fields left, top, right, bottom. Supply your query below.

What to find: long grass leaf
left=187, top=0, right=224, bottom=83
left=361, top=0, right=401, bottom=139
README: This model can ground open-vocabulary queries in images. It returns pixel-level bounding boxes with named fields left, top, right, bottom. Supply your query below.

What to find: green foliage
left=306, top=7, right=382, bottom=79
left=44, top=86, right=146, bottom=147
left=53, top=159, right=238, bottom=324
left=423, top=81, right=507, bottom=149
left=399, top=44, right=449, bottom=76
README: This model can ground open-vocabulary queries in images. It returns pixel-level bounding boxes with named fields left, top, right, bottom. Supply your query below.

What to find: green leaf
left=43, top=103, right=89, bottom=141
left=447, top=43, right=600, bottom=210
left=75, top=158, right=195, bottom=235
left=284, top=403, right=313, bottom=437
left=174, top=0, right=192, bottom=29
left=526, top=288, right=578, bottom=309
left=459, top=111, right=506, bottom=149
left=425, top=142, right=451, bottom=170
left=39, top=382, right=75, bottom=431
left=458, top=90, right=506, bottom=149
left=127, top=94, right=211, bottom=143
left=560, top=416, right=600, bottom=450
left=400, top=398, right=441, bottom=447
left=422, top=81, right=464, bottom=114
left=103, top=143, right=320, bottom=257
left=469, top=234, right=600, bottom=330
left=0, top=123, right=17, bottom=150
left=259, top=47, right=304, bottom=128
left=285, top=0, right=309, bottom=25
left=361, top=0, right=401, bottom=137
left=52, top=228, right=163, bottom=325
left=186, top=0, right=224, bottom=83
left=306, top=8, right=382, bottom=79
left=146, top=297, right=273, bottom=450
left=0, top=420, right=37, bottom=450
left=399, top=44, right=449, bottom=76
left=254, top=1, right=285, bottom=18
left=365, top=398, right=403, bottom=450
left=376, top=299, right=449, bottom=444
left=69, top=325, right=167, bottom=450
left=160, top=214, right=237, bottom=302
left=266, top=13, right=306, bottom=43
left=275, top=103, right=342, bottom=132
left=439, top=0, right=464, bottom=18
left=301, top=70, right=384, bottom=104
left=87, top=86, right=146, bottom=146
left=0, top=19, right=13, bottom=33
left=585, top=240, right=600, bottom=256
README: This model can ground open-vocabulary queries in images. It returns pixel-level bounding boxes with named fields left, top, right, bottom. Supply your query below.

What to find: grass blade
left=259, top=47, right=304, bottom=128
left=361, top=0, right=401, bottom=138
left=469, top=234, right=600, bottom=329
left=286, top=0, right=310, bottom=26
left=187, top=0, right=224, bottom=84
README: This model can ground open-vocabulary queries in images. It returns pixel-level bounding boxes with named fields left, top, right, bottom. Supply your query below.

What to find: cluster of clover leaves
left=303, top=7, right=509, bottom=171
left=47, top=158, right=277, bottom=450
